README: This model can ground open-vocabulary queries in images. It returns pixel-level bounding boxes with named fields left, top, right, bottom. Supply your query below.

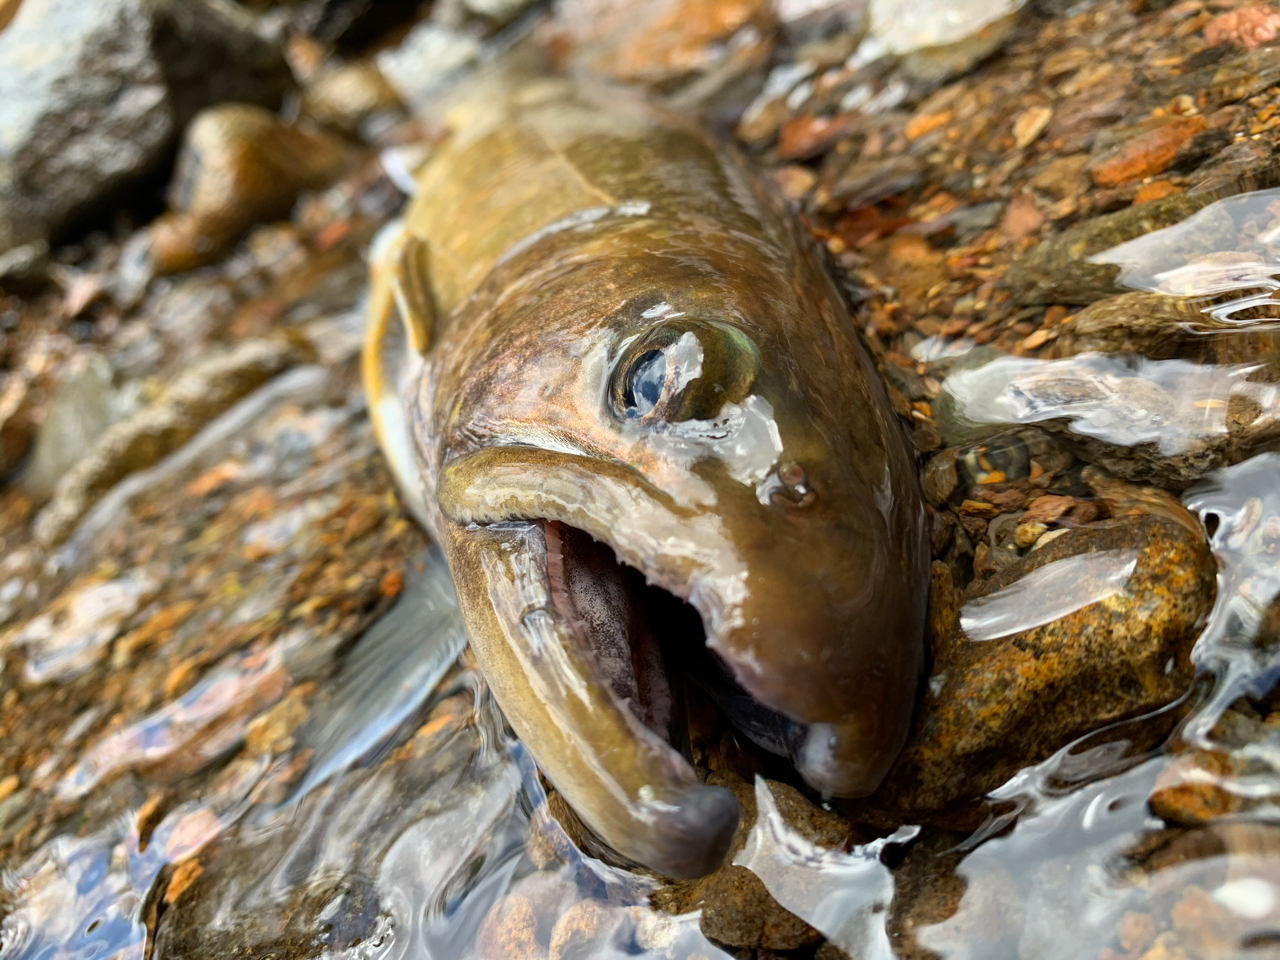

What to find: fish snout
left=703, top=534, right=924, bottom=799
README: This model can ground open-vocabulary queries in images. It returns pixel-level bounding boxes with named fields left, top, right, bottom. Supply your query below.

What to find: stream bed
left=0, top=0, right=1278, bottom=958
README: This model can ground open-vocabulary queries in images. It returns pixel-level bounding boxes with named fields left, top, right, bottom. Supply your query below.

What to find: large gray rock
left=0, top=0, right=291, bottom=255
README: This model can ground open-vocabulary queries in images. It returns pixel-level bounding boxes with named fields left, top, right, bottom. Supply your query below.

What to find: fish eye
left=624, top=350, right=667, bottom=418
left=611, top=319, right=760, bottom=424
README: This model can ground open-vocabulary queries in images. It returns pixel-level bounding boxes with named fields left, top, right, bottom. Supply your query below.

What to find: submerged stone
left=33, top=336, right=309, bottom=547
left=651, top=771, right=852, bottom=950
left=20, top=352, right=134, bottom=502
left=869, top=513, right=1216, bottom=819
left=1004, top=193, right=1220, bottom=305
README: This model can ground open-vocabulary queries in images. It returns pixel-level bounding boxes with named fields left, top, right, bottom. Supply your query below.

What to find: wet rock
left=1191, top=138, right=1280, bottom=198
left=4, top=568, right=160, bottom=684
left=1203, top=5, right=1280, bottom=50
left=888, top=831, right=1018, bottom=960
left=0, top=371, right=34, bottom=477
left=922, top=449, right=960, bottom=506
left=776, top=0, right=866, bottom=44
left=477, top=894, right=547, bottom=960
left=552, top=0, right=775, bottom=91
left=869, top=0, right=1023, bottom=84
left=1056, top=292, right=1205, bottom=359
left=376, top=21, right=484, bottom=111
left=59, top=641, right=293, bottom=798
left=901, top=14, right=1021, bottom=86
left=1005, top=193, right=1217, bottom=305
left=779, top=114, right=857, bottom=162
left=699, top=865, right=824, bottom=949
left=869, top=514, right=1216, bottom=817
left=300, top=59, right=405, bottom=138
left=548, top=900, right=630, bottom=960
left=1043, top=400, right=1275, bottom=492
left=243, top=686, right=311, bottom=756
left=20, top=352, right=135, bottom=501
left=813, top=155, right=926, bottom=214
left=33, top=335, right=309, bottom=547
left=0, top=0, right=291, bottom=256
left=1148, top=750, right=1245, bottom=826
left=0, top=241, right=51, bottom=294
left=1056, top=291, right=1280, bottom=373
left=1028, top=155, right=1089, bottom=201
left=150, top=105, right=354, bottom=276
left=1087, top=116, right=1208, bottom=188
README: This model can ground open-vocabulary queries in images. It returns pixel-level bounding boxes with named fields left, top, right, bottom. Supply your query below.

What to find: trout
left=364, top=77, right=928, bottom=879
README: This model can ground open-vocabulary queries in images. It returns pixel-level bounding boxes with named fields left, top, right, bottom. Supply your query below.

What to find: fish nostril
left=769, top=461, right=816, bottom=508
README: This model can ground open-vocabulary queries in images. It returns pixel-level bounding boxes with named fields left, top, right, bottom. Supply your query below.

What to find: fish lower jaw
left=455, top=515, right=741, bottom=878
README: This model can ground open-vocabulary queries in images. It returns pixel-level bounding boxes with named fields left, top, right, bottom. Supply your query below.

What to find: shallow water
left=5, top=11, right=1280, bottom=960
left=915, top=188, right=1280, bottom=958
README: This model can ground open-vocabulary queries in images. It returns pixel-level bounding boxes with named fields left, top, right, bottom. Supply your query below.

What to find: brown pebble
left=1133, top=180, right=1182, bottom=205
left=1088, top=116, right=1207, bottom=187
left=959, top=499, right=1001, bottom=519
left=774, top=165, right=816, bottom=202
left=777, top=114, right=854, bottom=161
left=1149, top=751, right=1242, bottom=825
left=476, top=895, right=546, bottom=960
left=164, top=659, right=201, bottom=700
left=1012, top=105, right=1053, bottom=148
left=1021, top=494, right=1081, bottom=525
left=1015, top=521, right=1048, bottom=549
left=905, top=109, right=952, bottom=142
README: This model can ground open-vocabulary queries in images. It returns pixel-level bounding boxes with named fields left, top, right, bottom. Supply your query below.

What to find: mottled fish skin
left=364, top=76, right=928, bottom=879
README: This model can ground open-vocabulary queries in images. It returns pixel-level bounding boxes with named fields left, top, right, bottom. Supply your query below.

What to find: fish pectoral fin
left=363, top=224, right=436, bottom=532
left=391, top=235, right=436, bottom=356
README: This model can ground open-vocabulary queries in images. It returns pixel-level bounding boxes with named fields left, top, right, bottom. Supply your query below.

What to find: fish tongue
left=544, top=521, right=639, bottom=706
left=544, top=520, right=673, bottom=739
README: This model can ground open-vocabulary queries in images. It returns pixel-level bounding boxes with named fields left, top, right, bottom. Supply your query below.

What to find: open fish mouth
left=438, top=445, right=915, bottom=877
left=539, top=517, right=812, bottom=762
left=435, top=447, right=820, bottom=878
left=543, top=516, right=810, bottom=761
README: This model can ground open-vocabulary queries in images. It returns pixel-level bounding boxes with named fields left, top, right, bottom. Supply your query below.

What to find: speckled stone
left=1004, top=193, right=1218, bottom=305
left=869, top=514, right=1216, bottom=818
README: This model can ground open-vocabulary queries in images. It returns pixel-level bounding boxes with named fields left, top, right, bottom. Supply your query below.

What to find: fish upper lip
left=436, top=445, right=750, bottom=644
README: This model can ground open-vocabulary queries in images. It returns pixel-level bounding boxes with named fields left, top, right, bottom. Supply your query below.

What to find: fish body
left=364, top=77, right=928, bottom=879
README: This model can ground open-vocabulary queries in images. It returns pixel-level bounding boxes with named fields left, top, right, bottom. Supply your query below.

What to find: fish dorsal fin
left=363, top=224, right=437, bottom=534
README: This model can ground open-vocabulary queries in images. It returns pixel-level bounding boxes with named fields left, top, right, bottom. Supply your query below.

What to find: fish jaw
left=444, top=516, right=739, bottom=879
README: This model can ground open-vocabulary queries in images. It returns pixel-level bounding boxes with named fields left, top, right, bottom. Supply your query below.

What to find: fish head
left=430, top=238, right=928, bottom=877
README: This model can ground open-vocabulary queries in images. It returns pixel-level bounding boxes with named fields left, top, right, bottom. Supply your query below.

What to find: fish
left=363, top=76, right=928, bottom=879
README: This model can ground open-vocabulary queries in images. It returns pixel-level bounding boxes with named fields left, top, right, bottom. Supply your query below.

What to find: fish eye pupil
left=625, top=349, right=666, bottom=417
